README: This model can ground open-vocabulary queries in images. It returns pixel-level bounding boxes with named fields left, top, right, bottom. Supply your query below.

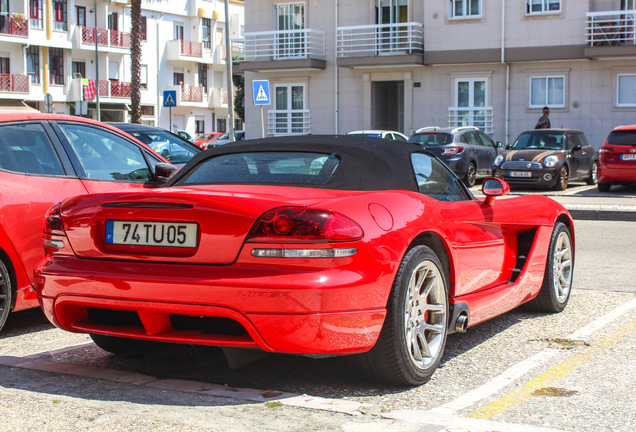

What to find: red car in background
left=0, top=114, right=176, bottom=332
left=35, top=136, right=575, bottom=386
left=598, top=125, right=636, bottom=192
left=194, top=132, right=223, bottom=150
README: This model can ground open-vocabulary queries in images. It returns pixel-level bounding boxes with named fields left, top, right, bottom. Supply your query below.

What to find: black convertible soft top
left=167, top=135, right=427, bottom=192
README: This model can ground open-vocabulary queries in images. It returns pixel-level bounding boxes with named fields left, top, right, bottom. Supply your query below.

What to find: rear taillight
left=442, top=146, right=464, bottom=156
left=247, top=208, right=363, bottom=243
left=599, top=146, right=613, bottom=154
left=43, top=203, right=65, bottom=236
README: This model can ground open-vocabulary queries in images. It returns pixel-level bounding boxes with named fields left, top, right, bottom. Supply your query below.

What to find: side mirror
left=496, top=141, right=503, bottom=148
left=505, top=144, right=512, bottom=150
left=155, top=162, right=178, bottom=185
left=482, top=177, right=510, bottom=206
left=572, top=144, right=582, bottom=151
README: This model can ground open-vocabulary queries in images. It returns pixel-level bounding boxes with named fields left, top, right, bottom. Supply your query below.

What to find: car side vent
left=102, top=202, right=194, bottom=209
left=170, top=314, right=249, bottom=336
left=87, top=307, right=143, bottom=327
left=510, top=227, right=538, bottom=284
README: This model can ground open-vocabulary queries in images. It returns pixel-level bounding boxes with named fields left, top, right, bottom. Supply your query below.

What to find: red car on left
left=0, top=113, right=176, bottom=331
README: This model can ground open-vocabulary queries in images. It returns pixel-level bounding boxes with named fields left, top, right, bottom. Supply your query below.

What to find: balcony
left=180, top=84, right=203, bottom=102
left=166, top=39, right=216, bottom=64
left=0, top=74, right=29, bottom=93
left=267, top=109, right=311, bottom=136
left=336, top=22, right=423, bottom=68
left=0, top=17, right=28, bottom=38
left=233, top=29, right=326, bottom=73
left=447, top=107, right=493, bottom=134
left=209, top=87, right=229, bottom=108
left=98, top=80, right=132, bottom=98
left=585, top=11, right=636, bottom=58
left=77, top=27, right=131, bottom=51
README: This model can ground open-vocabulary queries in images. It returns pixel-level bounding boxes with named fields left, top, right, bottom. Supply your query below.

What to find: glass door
left=456, top=79, right=487, bottom=130
left=274, top=85, right=304, bottom=134
left=375, top=0, right=408, bottom=53
left=274, top=3, right=305, bottom=59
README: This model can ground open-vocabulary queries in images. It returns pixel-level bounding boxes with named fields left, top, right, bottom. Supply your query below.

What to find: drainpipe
left=501, top=0, right=509, bottom=146
left=224, top=0, right=235, bottom=141
left=156, top=13, right=164, bottom=127
left=335, top=0, right=339, bottom=134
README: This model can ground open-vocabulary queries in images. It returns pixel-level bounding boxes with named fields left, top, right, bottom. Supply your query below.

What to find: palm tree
left=129, top=0, right=142, bottom=124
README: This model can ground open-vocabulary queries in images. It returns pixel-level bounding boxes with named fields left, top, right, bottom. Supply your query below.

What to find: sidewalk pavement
left=549, top=195, right=636, bottom=221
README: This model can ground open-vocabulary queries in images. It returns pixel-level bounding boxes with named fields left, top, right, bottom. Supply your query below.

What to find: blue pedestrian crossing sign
left=163, top=90, right=177, bottom=107
left=252, top=80, right=271, bottom=106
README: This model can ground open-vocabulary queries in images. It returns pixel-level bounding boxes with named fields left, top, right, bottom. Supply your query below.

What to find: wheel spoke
left=416, top=332, right=431, bottom=358
left=421, top=275, right=436, bottom=300
left=425, top=302, right=445, bottom=313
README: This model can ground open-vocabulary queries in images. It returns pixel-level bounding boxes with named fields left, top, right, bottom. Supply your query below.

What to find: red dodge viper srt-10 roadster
left=35, top=135, right=575, bottom=385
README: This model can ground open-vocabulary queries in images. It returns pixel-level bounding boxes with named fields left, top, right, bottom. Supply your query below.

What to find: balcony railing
left=0, top=74, right=29, bottom=93
left=98, top=80, right=131, bottom=98
left=586, top=10, right=636, bottom=46
left=267, top=109, right=311, bottom=136
left=180, top=39, right=202, bottom=57
left=181, top=84, right=203, bottom=102
left=337, top=22, right=423, bottom=58
left=0, top=17, right=28, bottom=37
left=447, top=107, right=494, bottom=134
left=233, top=29, right=325, bottom=62
left=82, top=27, right=131, bottom=48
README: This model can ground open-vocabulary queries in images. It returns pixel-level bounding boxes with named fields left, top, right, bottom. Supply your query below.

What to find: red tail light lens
left=599, top=146, right=613, bottom=154
left=247, top=208, right=363, bottom=243
left=43, top=203, right=66, bottom=236
left=442, top=146, right=464, bottom=156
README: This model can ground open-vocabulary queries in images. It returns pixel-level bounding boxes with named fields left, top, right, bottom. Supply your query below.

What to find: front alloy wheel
left=463, top=163, right=477, bottom=188
left=0, top=260, right=12, bottom=332
left=554, top=166, right=568, bottom=191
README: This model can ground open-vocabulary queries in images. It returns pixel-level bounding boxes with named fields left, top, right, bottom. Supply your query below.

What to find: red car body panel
left=0, top=113, right=170, bottom=318
left=598, top=125, right=636, bottom=183
left=35, top=180, right=572, bottom=354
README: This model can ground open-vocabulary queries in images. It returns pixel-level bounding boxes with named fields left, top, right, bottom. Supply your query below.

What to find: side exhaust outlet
left=454, top=313, right=469, bottom=333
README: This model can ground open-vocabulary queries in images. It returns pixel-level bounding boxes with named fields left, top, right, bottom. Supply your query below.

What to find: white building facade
left=0, top=0, right=244, bottom=137
left=238, top=0, right=636, bottom=149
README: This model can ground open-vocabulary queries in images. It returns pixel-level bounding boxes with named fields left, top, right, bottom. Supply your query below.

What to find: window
left=235, top=118, right=243, bottom=131
left=122, top=129, right=197, bottom=165
left=0, top=57, right=8, bottom=75
left=0, top=123, right=65, bottom=176
left=217, top=118, right=226, bottom=133
left=453, top=78, right=488, bottom=130
left=141, top=105, right=154, bottom=116
left=49, top=48, right=64, bottom=85
left=274, top=84, right=306, bottom=135
left=195, top=119, right=205, bottom=135
left=26, top=46, right=40, bottom=84
left=274, top=3, right=305, bottom=58
left=53, top=0, right=67, bottom=31
left=174, top=23, right=184, bottom=40
left=140, top=65, right=148, bottom=89
left=72, top=61, right=85, bottom=79
left=411, top=153, right=470, bottom=202
left=108, top=12, right=118, bottom=31
left=140, top=16, right=147, bottom=41
left=58, top=124, right=153, bottom=182
left=526, top=0, right=561, bottom=14
left=76, top=6, right=85, bottom=27
left=617, top=75, right=636, bottom=107
left=198, top=63, right=207, bottom=91
left=530, top=76, right=564, bottom=108
left=449, top=0, right=481, bottom=18
left=173, top=71, right=184, bottom=86
left=202, top=18, right=211, bottom=49
left=30, top=0, right=43, bottom=28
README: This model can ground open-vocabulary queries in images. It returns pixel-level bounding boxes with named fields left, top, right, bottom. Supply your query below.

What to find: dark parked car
left=408, top=126, right=499, bottom=187
left=109, top=123, right=201, bottom=168
left=492, top=129, right=597, bottom=190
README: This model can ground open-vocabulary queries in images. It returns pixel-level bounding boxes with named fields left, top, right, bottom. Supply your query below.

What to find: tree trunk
left=129, top=0, right=142, bottom=124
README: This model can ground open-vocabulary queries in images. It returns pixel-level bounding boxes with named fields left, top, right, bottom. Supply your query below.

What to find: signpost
left=252, top=80, right=270, bottom=138
left=163, top=90, right=177, bottom=133
left=44, top=93, right=53, bottom=114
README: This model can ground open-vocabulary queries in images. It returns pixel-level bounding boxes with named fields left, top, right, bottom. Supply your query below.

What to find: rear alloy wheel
left=586, top=161, right=598, bottom=185
left=349, top=245, right=448, bottom=385
left=598, top=182, right=611, bottom=193
left=0, top=260, right=12, bottom=332
left=90, top=334, right=139, bottom=355
left=554, top=165, right=568, bottom=191
left=526, top=222, right=573, bottom=313
left=463, top=163, right=477, bottom=188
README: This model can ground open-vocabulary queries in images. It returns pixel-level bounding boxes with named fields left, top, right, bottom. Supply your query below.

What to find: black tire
left=347, top=245, right=449, bottom=386
left=585, top=161, right=598, bottom=185
left=463, top=163, right=477, bottom=188
left=0, top=260, right=12, bottom=332
left=598, top=182, right=611, bottom=192
left=526, top=222, right=573, bottom=313
left=90, top=334, right=138, bottom=355
left=554, top=165, right=568, bottom=191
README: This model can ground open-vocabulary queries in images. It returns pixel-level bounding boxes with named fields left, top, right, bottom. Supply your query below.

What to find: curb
left=564, top=208, right=636, bottom=222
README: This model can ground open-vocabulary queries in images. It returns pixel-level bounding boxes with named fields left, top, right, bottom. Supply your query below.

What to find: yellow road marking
left=467, top=319, right=636, bottom=420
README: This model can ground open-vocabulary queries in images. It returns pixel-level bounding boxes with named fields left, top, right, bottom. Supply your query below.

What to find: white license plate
left=621, top=154, right=636, bottom=160
left=509, top=171, right=532, bottom=178
left=105, top=221, right=198, bottom=248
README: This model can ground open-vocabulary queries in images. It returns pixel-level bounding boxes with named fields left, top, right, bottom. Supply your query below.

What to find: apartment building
left=237, top=0, right=636, bottom=148
left=0, top=0, right=244, bottom=136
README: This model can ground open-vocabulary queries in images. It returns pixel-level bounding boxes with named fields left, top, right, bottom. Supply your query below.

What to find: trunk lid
left=61, top=185, right=344, bottom=264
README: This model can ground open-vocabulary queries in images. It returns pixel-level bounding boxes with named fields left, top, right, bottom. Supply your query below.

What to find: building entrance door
left=372, top=81, right=403, bottom=132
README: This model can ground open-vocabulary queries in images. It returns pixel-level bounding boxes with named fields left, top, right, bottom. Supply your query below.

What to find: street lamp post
left=224, top=0, right=234, bottom=142
left=94, top=0, right=101, bottom=121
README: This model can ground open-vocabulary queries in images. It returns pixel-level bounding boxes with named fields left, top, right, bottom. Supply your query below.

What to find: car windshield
left=124, top=129, right=199, bottom=164
left=180, top=152, right=340, bottom=185
left=409, top=133, right=453, bottom=147
left=607, top=131, right=636, bottom=146
left=215, top=133, right=229, bottom=140
left=512, top=133, right=565, bottom=150
left=196, top=134, right=214, bottom=140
